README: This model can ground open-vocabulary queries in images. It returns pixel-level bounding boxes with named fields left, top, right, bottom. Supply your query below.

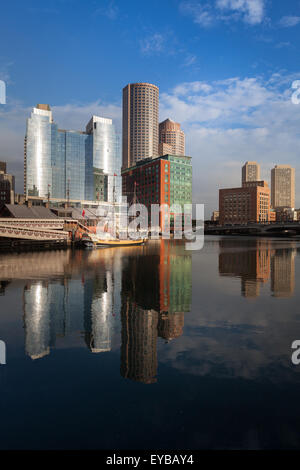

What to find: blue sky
left=1, top=0, right=300, bottom=214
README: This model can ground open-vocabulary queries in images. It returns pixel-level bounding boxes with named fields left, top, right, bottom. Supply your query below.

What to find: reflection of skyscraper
left=271, top=249, right=296, bottom=298
left=121, top=301, right=158, bottom=384
left=84, top=250, right=121, bottom=353
left=120, top=241, right=192, bottom=383
left=219, top=241, right=271, bottom=298
left=84, top=272, right=114, bottom=353
left=23, top=282, right=51, bottom=360
left=158, top=312, right=184, bottom=341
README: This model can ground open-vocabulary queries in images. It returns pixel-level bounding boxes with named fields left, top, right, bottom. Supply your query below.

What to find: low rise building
left=219, top=181, right=270, bottom=225
left=122, top=154, right=192, bottom=231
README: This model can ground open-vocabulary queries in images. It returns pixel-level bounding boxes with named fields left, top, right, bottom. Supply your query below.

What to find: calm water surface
left=1, top=237, right=300, bottom=449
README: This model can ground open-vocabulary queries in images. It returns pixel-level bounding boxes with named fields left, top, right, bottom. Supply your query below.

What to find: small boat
left=81, top=232, right=147, bottom=248
left=92, top=237, right=147, bottom=247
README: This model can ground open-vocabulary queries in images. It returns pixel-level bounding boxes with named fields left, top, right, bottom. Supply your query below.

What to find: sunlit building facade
left=25, top=105, right=121, bottom=202
left=271, top=164, right=295, bottom=209
left=122, top=82, right=159, bottom=169
left=159, top=119, right=185, bottom=156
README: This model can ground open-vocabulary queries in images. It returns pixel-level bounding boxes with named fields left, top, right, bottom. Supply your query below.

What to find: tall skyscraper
left=0, top=161, right=7, bottom=173
left=159, top=119, right=185, bottom=156
left=122, top=82, right=159, bottom=169
left=242, top=161, right=260, bottom=184
left=24, top=105, right=121, bottom=202
left=271, top=164, right=295, bottom=208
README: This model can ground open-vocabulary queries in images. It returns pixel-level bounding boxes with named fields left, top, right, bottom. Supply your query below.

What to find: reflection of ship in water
left=120, top=240, right=192, bottom=384
left=219, top=239, right=296, bottom=298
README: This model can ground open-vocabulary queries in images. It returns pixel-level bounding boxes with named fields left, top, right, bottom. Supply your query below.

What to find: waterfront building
left=122, top=154, right=192, bottom=231
left=242, top=161, right=260, bottom=184
left=219, top=181, right=270, bottom=225
left=24, top=105, right=121, bottom=203
left=271, top=164, right=295, bottom=209
left=0, top=163, right=15, bottom=205
left=275, top=207, right=298, bottom=222
left=122, top=83, right=159, bottom=169
left=211, top=210, right=219, bottom=222
left=159, top=119, right=185, bottom=157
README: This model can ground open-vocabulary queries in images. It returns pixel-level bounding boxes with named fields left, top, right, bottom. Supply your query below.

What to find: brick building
left=219, top=181, right=270, bottom=225
left=122, top=154, right=192, bottom=231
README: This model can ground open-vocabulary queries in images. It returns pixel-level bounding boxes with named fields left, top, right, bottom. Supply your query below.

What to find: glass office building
left=25, top=105, right=121, bottom=203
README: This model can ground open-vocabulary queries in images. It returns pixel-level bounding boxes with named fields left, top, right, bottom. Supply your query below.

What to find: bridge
left=205, top=222, right=300, bottom=237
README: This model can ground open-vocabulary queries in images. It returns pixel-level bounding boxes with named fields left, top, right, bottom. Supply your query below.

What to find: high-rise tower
left=159, top=118, right=185, bottom=156
left=271, top=164, right=295, bottom=208
left=122, top=82, right=159, bottom=169
left=242, top=161, right=260, bottom=184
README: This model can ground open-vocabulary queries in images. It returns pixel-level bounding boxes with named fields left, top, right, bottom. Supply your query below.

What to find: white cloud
left=216, top=0, right=265, bottom=25
left=160, top=73, right=300, bottom=214
left=140, top=33, right=166, bottom=55
left=279, top=16, right=300, bottom=28
left=179, top=2, right=215, bottom=27
left=2, top=73, right=300, bottom=216
left=180, top=0, right=265, bottom=27
left=182, top=54, right=197, bottom=67
left=94, top=1, right=119, bottom=20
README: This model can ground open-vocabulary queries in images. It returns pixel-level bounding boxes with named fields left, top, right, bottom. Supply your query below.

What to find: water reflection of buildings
left=271, top=248, right=296, bottom=298
left=120, top=240, right=192, bottom=384
left=0, top=242, right=192, bottom=380
left=219, top=240, right=296, bottom=298
left=21, top=250, right=121, bottom=360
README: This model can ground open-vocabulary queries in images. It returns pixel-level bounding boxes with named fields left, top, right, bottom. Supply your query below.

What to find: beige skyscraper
left=159, top=118, right=185, bottom=156
left=122, top=82, right=159, bottom=169
left=242, top=161, right=260, bottom=184
left=271, top=165, right=295, bottom=208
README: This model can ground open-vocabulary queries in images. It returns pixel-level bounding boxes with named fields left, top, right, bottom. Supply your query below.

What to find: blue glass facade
left=25, top=107, right=121, bottom=202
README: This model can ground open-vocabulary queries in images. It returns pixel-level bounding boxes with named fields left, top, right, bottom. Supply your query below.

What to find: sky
left=0, top=0, right=300, bottom=216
